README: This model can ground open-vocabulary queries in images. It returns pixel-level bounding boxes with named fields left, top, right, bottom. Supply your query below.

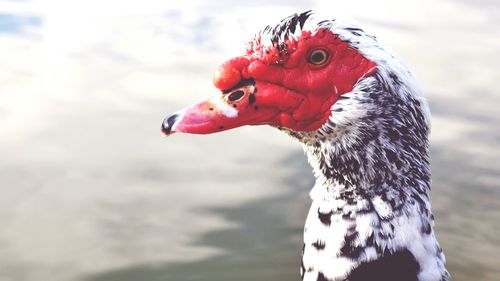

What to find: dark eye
left=308, top=48, right=329, bottom=66
left=227, top=90, right=245, bottom=102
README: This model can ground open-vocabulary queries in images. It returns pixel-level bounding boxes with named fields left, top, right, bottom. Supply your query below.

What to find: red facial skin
left=164, top=29, right=376, bottom=135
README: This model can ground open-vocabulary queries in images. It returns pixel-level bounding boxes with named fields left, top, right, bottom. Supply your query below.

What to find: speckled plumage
left=270, top=13, right=450, bottom=281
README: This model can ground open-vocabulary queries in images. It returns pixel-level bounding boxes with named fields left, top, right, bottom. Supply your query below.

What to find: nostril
left=162, top=114, right=179, bottom=135
left=227, top=90, right=245, bottom=102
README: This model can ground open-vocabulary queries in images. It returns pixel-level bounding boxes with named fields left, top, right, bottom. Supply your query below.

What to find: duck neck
left=291, top=74, right=449, bottom=280
left=303, top=131, right=431, bottom=211
left=298, top=138, right=449, bottom=281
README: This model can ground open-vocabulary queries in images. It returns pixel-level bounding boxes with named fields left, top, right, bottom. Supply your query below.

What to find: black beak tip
left=161, top=114, right=179, bottom=136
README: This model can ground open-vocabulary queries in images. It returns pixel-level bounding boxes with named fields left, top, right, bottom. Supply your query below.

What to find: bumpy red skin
left=172, top=29, right=376, bottom=134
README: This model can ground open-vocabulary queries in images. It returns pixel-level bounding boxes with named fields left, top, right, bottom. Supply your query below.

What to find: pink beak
left=161, top=80, right=281, bottom=136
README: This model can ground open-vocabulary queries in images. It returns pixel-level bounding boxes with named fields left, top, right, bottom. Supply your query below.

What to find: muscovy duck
left=161, top=11, right=450, bottom=281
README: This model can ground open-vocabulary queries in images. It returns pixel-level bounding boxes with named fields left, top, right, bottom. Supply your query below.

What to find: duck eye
left=308, top=48, right=329, bottom=66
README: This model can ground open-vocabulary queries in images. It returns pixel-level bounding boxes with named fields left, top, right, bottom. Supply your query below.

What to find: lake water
left=0, top=1, right=499, bottom=281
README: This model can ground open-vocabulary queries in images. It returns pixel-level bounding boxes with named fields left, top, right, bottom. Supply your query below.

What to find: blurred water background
left=0, top=0, right=499, bottom=280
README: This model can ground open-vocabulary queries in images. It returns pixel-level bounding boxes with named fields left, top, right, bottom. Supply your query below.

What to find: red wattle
left=213, top=56, right=250, bottom=90
left=206, top=28, right=378, bottom=134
